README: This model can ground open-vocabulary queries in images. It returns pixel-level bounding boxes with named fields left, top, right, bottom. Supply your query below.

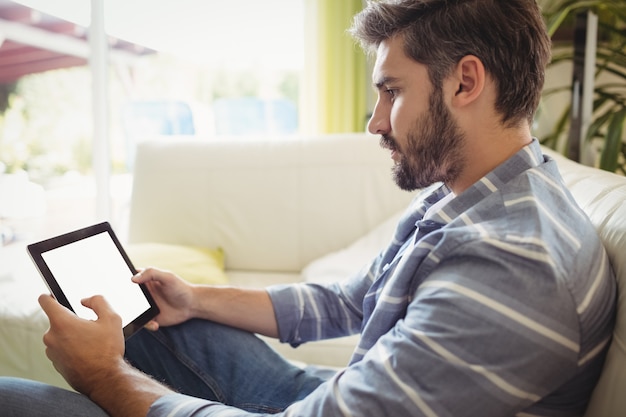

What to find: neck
left=448, top=121, right=532, bottom=194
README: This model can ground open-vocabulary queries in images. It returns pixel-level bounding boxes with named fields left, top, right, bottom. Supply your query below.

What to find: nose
left=367, top=99, right=390, bottom=135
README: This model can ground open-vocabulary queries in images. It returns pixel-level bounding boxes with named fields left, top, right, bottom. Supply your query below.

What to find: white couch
left=126, top=133, right=414, bottom=366
left=0, top=133, right=624, bottom=417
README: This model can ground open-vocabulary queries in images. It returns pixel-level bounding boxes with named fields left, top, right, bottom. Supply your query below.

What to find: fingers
left=38, top=293, right=72, bottom=318
left=144, top=320, right=160, bottom=331
left=39, top=293, right=121, bottom=325
left=81, top=294, right=111, bottom=315
left=132, top=267, right=165, bottom=284
left=38, top=293, right=55, bottom=310
left=40, top=293, right=110, bottom=315
left=39, top=294, right=82, bottom=345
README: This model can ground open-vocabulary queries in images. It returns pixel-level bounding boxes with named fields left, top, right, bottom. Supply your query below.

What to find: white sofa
left=126, top=133, right=414, bottom=367
left=0, top=133, right=624, bottom=417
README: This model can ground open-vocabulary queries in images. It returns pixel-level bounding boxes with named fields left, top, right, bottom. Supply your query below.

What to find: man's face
left=368, top=36, right=465, bottom=191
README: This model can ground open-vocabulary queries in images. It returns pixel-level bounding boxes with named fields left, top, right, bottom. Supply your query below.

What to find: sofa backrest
left=128, top=133, right=414, bottom=272
left=542, top=148, right=626, bottom=417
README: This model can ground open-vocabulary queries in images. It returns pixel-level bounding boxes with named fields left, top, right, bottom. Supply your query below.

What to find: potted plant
left=540, top=0, right=626, bottom=173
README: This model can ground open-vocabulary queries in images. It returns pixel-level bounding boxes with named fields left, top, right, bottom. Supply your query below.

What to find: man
left=0, top=0, right=616, bottom=416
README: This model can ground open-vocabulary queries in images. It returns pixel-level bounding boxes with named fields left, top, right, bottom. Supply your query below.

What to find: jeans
left=0, top=319, right=331, bottom=416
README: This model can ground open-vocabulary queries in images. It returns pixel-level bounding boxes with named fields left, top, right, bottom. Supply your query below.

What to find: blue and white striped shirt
left=149, top=139, right=616, bottom=416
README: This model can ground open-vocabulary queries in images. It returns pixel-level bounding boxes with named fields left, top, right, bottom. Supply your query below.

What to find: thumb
left=81, top=295, right=120, bottom=324
left=144, top=320, right=160, bottom=332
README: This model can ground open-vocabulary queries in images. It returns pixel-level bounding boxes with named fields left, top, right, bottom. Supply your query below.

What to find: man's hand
left=132, top=267, right=196, bottom=331
left=39, top=294, right=125, bottom=395
left=40, top=293, right=174, bottom=417
left=134, top=267, right=280, bottom=338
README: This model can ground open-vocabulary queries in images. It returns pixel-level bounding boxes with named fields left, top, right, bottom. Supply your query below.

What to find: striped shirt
left=149, top=139, right=616, bottom=416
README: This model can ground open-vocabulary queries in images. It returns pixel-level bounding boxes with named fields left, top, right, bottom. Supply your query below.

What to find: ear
left=450, top=55, right=485, bottom=107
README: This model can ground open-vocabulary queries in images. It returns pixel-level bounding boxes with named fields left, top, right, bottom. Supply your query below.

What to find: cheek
left=390, top=99, right=410, bottom=133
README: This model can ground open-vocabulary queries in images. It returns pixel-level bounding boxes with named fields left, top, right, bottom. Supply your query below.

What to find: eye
left=385, top=88, right=398, bottom=100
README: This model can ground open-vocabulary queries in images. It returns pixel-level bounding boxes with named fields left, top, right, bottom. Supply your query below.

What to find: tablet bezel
left=27, top=221, right=159, bottom=339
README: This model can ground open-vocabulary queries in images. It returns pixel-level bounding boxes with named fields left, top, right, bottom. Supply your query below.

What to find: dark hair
left=350, top=0, right=552, bottom=127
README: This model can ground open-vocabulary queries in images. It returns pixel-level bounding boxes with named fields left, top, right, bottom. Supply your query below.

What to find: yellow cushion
left=125, top=243, right=228, bottom=285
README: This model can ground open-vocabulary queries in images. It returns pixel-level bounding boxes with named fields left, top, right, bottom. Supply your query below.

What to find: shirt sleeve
left=266, top=255, right=382, bottom=345
left=266, top=197, right=423, bottom=346
left=148, top=395, right=234, bottom=416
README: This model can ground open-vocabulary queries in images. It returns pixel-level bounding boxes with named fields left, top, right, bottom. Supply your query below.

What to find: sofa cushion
left=301, top=210, right=403, bottom=284
left=126, top=243, right=228, bottom=285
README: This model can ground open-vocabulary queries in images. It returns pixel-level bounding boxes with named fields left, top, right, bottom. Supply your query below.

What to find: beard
left=380, top=88, right=466, bottom=192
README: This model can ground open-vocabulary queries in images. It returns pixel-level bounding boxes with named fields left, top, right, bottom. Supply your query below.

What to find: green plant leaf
left=599, top=107, right=626, bottom=172
left=585, top=107, right=613, bottom=142
left=541, top=0, right=626, bottom=170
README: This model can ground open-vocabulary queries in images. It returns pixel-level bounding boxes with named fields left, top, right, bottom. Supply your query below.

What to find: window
left=0, top=0, right=367, bottom=237
left=0, top=0, right=306, bottom=237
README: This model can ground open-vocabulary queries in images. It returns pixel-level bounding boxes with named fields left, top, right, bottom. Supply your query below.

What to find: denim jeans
left=0, top=319, right=330, bottom=416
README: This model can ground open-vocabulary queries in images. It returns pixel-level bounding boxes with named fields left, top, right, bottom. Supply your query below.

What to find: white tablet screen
left=41, top=231, right=150, bottom=327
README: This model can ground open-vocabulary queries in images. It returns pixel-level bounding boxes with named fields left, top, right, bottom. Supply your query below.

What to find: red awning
left=0, top=0, right=153, bottom=84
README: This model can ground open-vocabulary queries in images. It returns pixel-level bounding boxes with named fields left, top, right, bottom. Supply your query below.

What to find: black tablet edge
left=27, top=221, right=160, bottom=339
left=27, top=244, right=75, bottom=315
left=106, top=223, right=161, bottom=338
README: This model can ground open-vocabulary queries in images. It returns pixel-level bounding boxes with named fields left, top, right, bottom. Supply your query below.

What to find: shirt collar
left=415, top=138, right=545, bottom=225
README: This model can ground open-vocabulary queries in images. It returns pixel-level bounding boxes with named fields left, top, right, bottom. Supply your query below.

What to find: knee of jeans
left=125, top=319, right=259, bottom=362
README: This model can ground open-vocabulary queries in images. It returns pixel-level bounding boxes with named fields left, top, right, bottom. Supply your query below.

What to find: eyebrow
left=373, top=76, right=400, bottom=90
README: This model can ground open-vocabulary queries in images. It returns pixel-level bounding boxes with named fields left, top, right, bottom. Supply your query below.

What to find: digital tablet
left=27, top=221, right=159, bottom=339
